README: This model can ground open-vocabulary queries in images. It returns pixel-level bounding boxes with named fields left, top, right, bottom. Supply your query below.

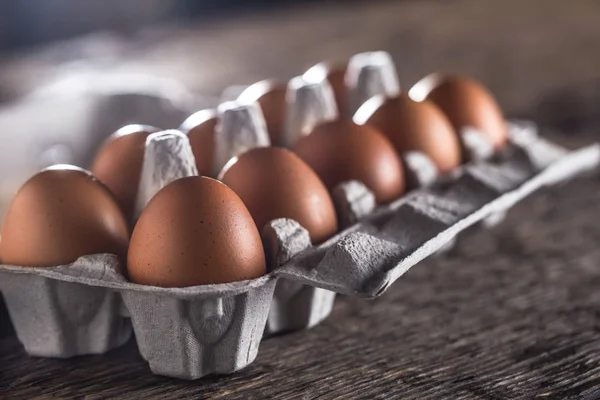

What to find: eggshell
left=180, top=109, right=217, bottom=176
left=356, top=94, right=462, bottom=173
left=238, top=80, right=287, bottom=146
left=0, top=166, right=129, bottom=267
left=220, top=147, right=338, bottom=244
left=90, top=124, right=160, bottom=221
left=293, top=119, right=405, bottom=204
left=417, top=75, right=507, bottom=149
left=127, top=176, right=266, bottom=287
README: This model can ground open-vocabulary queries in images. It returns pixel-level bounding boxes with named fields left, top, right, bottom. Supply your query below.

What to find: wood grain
left=2, top=0, right=600, bottom=398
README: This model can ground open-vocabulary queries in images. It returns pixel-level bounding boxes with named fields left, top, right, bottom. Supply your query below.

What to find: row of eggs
left=0, top=57, right=508, bottom=289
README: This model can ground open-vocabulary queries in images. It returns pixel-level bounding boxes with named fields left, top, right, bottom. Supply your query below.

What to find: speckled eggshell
left=360, top=94, right=463, bottom=173
left=238, top=80, right=287, bottom=146
left=127, top=176, right=266, bottom=287
left=423, top=75, right=508, bottom=149
left=293, top=119, right=405, bottom=204
left=90, top=124, right=160, bottom=222
left=180, top=109, right=218, bottom=176
left=220, top=147, right=338, bottom=244
left=0, top=166, right=129, bottom=267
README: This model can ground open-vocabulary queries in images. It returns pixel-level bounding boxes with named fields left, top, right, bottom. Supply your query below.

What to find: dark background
left=0, top=0, right=341, bottom=50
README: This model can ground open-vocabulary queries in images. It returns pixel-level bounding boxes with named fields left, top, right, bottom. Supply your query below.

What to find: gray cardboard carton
left=0, top=255, right=131, bottom=357
left=0, top=254, right=278, bottom=379
left=121, top=278, right=277, bottom=379
left=263, top=218, right=336, bottom=334
left=273, top=135, right=599, bottom=298
left=0, top=126, right=598, bottom=378
left=3, top=57, right=597, bottom=379
left=0, top=100, right=599, bottom=379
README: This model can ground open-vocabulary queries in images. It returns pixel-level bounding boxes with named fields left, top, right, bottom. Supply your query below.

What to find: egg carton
left=1, top=115, right=598, bottom=379
left=232, top=62, right=500, bottom=334
left=229, top=56, right=407, bottom=334
left=0, top=51, right=596, bottom=378
left=0, top=294, right=13, bottom=338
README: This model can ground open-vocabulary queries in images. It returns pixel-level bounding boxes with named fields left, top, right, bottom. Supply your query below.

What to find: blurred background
left=0, top=0, right=329, bottom=49
left=0, top=0, right=600, bottom=104
left=0, top=0, right=355, bottom=102
left=0, top=0, right=596, bottom=107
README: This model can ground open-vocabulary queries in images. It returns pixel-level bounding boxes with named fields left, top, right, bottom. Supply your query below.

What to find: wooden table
left=2, top=0, right=600, bottom=398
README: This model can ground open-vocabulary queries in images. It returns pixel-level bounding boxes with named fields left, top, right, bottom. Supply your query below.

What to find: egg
left=410, top=74, right=507, bottom=149
left=180, top=109, right=217, bottom=176
left=90, top=124, right=160, bottom=221
left=354, top=94, right=463, bottom=173
left=220, top=147, right=337, bottom=244
left=293, top=119, right=405, bottom=204
left=127, top=176, right=266, bottom=287
left=238, top=80, right=287, bottom=146
left=0, top=166, right=129, bottom=267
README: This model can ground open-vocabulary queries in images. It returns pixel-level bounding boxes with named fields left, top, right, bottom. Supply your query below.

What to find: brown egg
left=413, top=75, right=507, bottom=149
left=0, top=166, right=129, bottom=267
left=238, top=80, right=287, bottom=146
left=180, top=109, right=217, bottom=176
left=90, top=124, right=160, bottom=222
left=355, top=94, right=462, bottom=173
left=128, top=176, right=266, bottom=287
left=293, top=119, right=405, bottom=204
left=220, top=147, right=337, bottom=244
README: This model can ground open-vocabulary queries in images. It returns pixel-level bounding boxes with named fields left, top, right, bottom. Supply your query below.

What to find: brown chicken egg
left=90, top=124, right=160, bottom=222
left=127, top=176, right=266, bottom=287
left=238, top=80, right=287, bottom=146
left=410, top=74, right=507, bottom=149
left=180, top=109, right=217, bottom=176
left=304, top=61, right=349, bottom=117
left=354, top=94, right=463, bottom=173
left=220, top=147, right=338, bottom=244
left=293, top=119, right=405, bottom=204
left=0, top=166, right=129, bottom=267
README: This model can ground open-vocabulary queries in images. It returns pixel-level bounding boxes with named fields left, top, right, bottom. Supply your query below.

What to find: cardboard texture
left=1, top=120, right=598, bottom=379
left=0, top=255, right=131, bottom=358
left=122, top=279, right=277, bottom=379
left=0, top=51, right=598, bottom=379
left=263, top=218, right=335, bottom=335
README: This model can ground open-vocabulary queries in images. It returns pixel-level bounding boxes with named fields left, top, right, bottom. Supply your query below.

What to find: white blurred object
left=460, top=126, right=496, bottom=162
left=283, top=76, right=337, bottom=148
left=214, top=101, right=271, bottom=177
left=345, top=51, right=400, bottom=115
left=0, top=69, right=212, bottom=224
left=134, top=130, right=198, bottom=223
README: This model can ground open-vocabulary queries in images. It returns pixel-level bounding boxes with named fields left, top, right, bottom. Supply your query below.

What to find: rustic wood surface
left=2, top=0, right=600, bottom=398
